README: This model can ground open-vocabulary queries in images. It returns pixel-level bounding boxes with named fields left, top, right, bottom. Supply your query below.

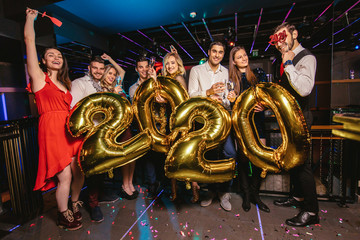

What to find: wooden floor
left=0, top=185, right=359, bottom=240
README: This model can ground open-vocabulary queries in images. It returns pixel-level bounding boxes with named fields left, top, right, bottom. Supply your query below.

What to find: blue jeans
left=208, top=134, right=237, bottom=193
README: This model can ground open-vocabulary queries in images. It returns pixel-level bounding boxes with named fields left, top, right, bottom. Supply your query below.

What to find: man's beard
left=281, top=36, right=294, bottom=53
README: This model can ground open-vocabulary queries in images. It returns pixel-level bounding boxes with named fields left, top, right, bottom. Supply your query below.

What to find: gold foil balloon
left=67, top=92, right=152, bottom=177
left=132, top=76, right=189, bottom=152
left=165, top=97, right=236, bottom=183
left=232, top=83, right=310, bottom=177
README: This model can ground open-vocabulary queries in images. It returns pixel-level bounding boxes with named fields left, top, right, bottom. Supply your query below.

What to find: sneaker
left=71, top=200, right=83, bottom=221
left=219, top=192, right=232, bottom=211
left=90, top=206, right=104, bottom=223
left=57, top=209, right=82, bottom=230
left=98, top=193, right=119, bottom=204
left=200, top=191, right=215, bottom=207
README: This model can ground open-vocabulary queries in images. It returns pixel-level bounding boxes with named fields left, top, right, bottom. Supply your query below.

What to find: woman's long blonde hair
left=162, top=52, right=185, bottom=77
left=100, top=64, right=119, bottom=92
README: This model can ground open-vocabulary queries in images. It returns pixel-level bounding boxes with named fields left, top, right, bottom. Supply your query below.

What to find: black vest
left=278, top=48, right=314, bottom=111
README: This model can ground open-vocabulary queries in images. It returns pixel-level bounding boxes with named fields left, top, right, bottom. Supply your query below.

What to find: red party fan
left=37, top=10, right=62, bottom=27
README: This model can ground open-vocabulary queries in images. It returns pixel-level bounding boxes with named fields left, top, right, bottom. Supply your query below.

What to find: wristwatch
left=283, top=60, right=293, bottom=68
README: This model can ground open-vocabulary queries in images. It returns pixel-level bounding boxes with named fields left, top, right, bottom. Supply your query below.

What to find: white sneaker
left=219, top=192, right=231, bottom=211
left=200, top=191, right=215, bottom=207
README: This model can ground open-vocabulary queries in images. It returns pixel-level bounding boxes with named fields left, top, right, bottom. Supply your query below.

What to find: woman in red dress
left=24, top=8, right=84, bottom=230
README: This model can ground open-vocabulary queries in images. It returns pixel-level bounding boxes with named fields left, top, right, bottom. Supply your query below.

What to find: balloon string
left=248, top=162, right=253, bottom=177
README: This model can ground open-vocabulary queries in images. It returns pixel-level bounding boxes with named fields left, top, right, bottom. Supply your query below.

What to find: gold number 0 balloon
left=165, top=97, right=236, bottom=183
left=232, top=83, right=310, bottom=178
left=67, top=92, right=152, bottom=177
left=132, top=76, right=189, bottom=152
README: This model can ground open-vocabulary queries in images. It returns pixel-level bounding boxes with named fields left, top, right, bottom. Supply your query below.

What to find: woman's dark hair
left=228, top=46, right=257, bottom=94
left=40, top=47, right=71, bottom=90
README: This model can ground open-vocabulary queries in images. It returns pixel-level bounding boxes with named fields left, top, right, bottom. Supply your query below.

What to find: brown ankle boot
left=57, top=209, right=82, bottom=230
left=191, top=185, right=199, bottom=203
left=71, top=201, right=83, bottom=221
left=170, top=179, right=177, bottom=201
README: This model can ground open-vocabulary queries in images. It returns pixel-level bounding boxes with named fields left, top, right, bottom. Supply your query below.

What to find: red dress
left=33, top=73, right=80, bottom=191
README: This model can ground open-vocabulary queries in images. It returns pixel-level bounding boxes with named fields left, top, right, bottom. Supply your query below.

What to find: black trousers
left=289, top=110, right=319, bottom=213
left=238, top=159, right=263, bottom=197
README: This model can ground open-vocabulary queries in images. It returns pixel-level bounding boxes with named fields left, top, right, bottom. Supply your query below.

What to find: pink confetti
left=129, top=232, right=132, bottom=236
left=235, top=214, right=240, bottom=217
left=87, top=231, right=90, bottom=234
left=293, top=234, right=299, bottom=237
left=254, top=228, right=258, bottom=231
left=30, top=223, right=35, bottom=227
left=40, top=216, right=44, bottom=218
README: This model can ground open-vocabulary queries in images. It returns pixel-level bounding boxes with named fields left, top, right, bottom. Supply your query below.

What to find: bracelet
left=283, top=60, right=293, bottom=68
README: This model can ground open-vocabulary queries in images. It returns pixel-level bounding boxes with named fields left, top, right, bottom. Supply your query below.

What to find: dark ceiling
left=4, top=0, right=360, bottom=78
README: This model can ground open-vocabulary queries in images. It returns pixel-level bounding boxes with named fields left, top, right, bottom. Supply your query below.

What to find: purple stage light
left=137, top=30, right=170, bottom=53
left=125, top=57, right=136, bottom=62
left=312, top=38, right=328, bottom=49
left=250, top=8, right=263, bottom=54
left=283, top=2, right=296, bottom=23
left=117, top=59, right=136, bottom=66
left=128, top=49, right=139, bottom=55
left=333, top=17, right=360, bottom=36
left=314, top=1, right=333, bottom=22
left=118, top=33, right=154, bottom=53
left=160, top=26, right=193, bottom=59
left=202, top=18, right=214, bottom=42
left=334, top=0, right=360, bottom=22
left=335, top=39, right=344, bottom=45
left=181, top=22, right=208, bottom=57
left=265, top=2, right=296, bottom=52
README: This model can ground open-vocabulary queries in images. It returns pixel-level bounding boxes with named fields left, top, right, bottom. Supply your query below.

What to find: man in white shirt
left=129, top=56, right=150, bottom=102
left=71, top=56, right=105, bottom=108
left=188, top=42, right=236, bottom=211
left=272, top=22, right=319, bottom=227
left=188, top=42, right=230, bottom=109
left=70, top=56, right=118, bottom=223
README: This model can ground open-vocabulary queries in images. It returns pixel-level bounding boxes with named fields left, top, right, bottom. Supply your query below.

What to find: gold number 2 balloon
left=232, top=83, right=310, bottom=178
left=67, top=92, right=152, bottom=177
left=165, top=97, right=236, bottom=183
left=132, top=76, right=189, bottom=153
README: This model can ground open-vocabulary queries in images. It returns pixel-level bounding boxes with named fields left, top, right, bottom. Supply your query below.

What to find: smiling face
left=274, top=27, right=298, bottom=54
left=105, top=67, right=117, bottom=85
left=42, top=48, right=63, bottom=70
left=89, top=61, right=105, bottom=81
left=233, top=49, right=248, bottom=72
left=135, top=60, right=149, bottom=81
left=165, top=56, right=179, bottom=75
left=208, top=44, right=225, bottom=67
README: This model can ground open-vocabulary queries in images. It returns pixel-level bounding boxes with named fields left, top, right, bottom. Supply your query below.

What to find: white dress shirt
left=129, top=78, right=142, bottom=103
left=284, top=44, right=316, bottom=97
left=70, top=74, right=101, bottom=108
left=188, top=61, right=230, bottom=109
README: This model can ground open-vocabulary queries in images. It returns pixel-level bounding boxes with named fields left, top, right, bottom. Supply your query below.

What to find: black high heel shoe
left=121, top=186, right=137, bottom=200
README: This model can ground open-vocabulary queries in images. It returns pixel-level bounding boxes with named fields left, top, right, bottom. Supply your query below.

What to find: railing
left=0, top=117, right=42, bottom=221
left=261, top=124, right=359, bottom=204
